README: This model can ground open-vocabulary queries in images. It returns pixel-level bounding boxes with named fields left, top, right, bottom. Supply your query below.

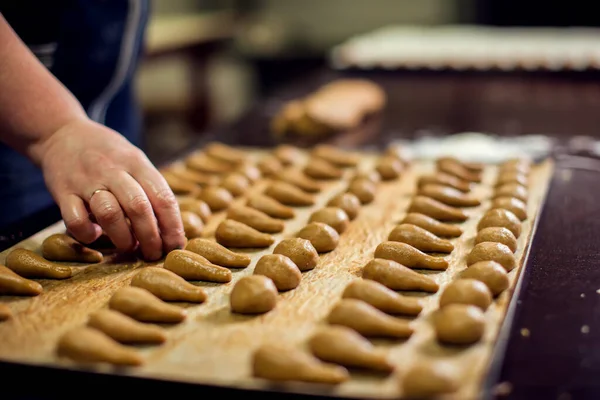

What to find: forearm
left=0, top=13, right=88, bottom=166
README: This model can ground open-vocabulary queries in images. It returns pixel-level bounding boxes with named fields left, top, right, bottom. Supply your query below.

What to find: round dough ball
left=434, top=304, right=485, bottom=345
left=297, top=222, right=340, bottom=253
left=477, top=208, right=521, bottom=238
left=474, top=227, right=518, bottom=253
left=461, top=261, right=509, bottom=296
left=273, top=238, right=319, bottom=271
left=230, top=275, right=278, bottom=314
left=439, top=279, right=493, bottom=310
left=309, top=207, right=350, bottom=234
left=327, top=192, right=361, bottom=220
left=467, top=242, right=517, bottom=272
left=491, top=196, right=528, bottom=221
left=253, top=254, right=302, bottom=291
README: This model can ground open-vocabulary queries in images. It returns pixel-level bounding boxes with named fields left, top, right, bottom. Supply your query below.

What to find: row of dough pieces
left=248, top=156, right=533, bottom=399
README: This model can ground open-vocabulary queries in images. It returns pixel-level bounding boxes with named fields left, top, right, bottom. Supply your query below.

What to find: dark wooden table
left=2, top=67, right=600, bottom=399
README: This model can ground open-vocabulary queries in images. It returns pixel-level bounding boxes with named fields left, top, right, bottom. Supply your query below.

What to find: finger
left=60, top=194, right=102, bottom=244
left=106, top=172, right=163, bottom=261
left=131, top=163, right=186, bottom=253
left=89, top=189, right=135, bottom=252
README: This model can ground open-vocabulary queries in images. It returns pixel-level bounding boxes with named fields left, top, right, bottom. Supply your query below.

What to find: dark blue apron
left=0, top=0, right=149, bottom=229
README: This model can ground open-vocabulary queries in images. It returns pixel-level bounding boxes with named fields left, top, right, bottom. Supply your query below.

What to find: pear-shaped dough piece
left=181, top=211, right=204, bottom=239
left=0, top=264, right=43, bottom=296
left=215, top=220, right=275, bottom=248
left=297, top=222, right=340, bottom=253
left=494, top=183, right=528, bottom=202
left=475, top=227, right=518, bottom=253
left=42, top=233, right=103, bottom=263
left=408, top=196, right=468, bottom=222
left=467, top=242, right=517, bottom=272
left=273, top=238, right=319, bottom=271
left=375, top=241, right=448, bottom=270
left=177, top=197, right=212, bottom=223
left=220, top=173, right=250, bottom=197
left=327, top=299, right=413, bottom=338
left=496, top=171, right=528, bottom=187
left=327, top=192, right=361, bottom=220
left=257, top=155, right=283, bottom=177
left=276, top=169, right=321, bottom=193
left=353, top=169, right=381, bottom=184
left=247, top=193, right=295, bottom=219
left=252, top=344, right=349, bottom=384
left=309, top=207, right=350, bottom=234
left=418, top=184, right=480, bottom=207
left=164, top=249, right=232, bottom=282
left=130, top=267, right=207, bottom=303
left=437, top=156, right=485, bottom=173
left=434, top=304, right=485, bottom=345
left=264, top=182, right=315, bottom=206
left=492, top=196, right=528, bottom=221
left=375, top=156, right=403, bottom=180
left=461, top=261, right=509, bottom=296
left=418, top=173, right=472, bottom=193
left=169, top=165, right=221, bottom=186
left=477, top=208, right=521, bottom=238
left=308, top=326, right=394, bottom=372
left=57, top=326, right=143, bottom=366
left=439, top=279, right=493, bottom=310
left=87, top=309, right=167, bottom=344
left=401, top=361, right=459, bottom=399
left=199, top=187, right=233, bottom=211
left=437, top=158, right=482, bottom=182
left=402, top=213, right=463, bottom=238
left=109, top=286, right=186, bottom=323
left=347, top=177, right=376, bottom=204
left=227, top=205, right=284, bottom=233
left=274, top=144, right=303, bottom=166
left=5, top=248, right=72, bottom=279
left=312, top=144, right=360, bottom=167
left=254, top=254, right=302, bottom=291
left=204, top=142, right=247, bottom=164
left=0, top=304, right=12, bottom=321
left=304, top=157, right=344, bottom=180
left=388, top=224, right=454, bottom=253
left=185, top=153, right=233, bottom=174
left=362, top=258, right=439, bottom=293
left=237, top=162, right=262, bottom=182
left=185, top=238, right=251, bottom=268
left=500, top=157, right=531, bottom=173
left=230, top=275, right=278, bottom=314
left=161, top=171, right=201, bottom=197
left=343, top=279, right=423, bottom=315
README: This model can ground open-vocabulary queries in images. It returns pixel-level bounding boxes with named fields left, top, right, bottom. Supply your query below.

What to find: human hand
left=39, top=118, right=186, bottom=260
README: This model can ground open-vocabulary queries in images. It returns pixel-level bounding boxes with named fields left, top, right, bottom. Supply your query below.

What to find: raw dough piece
left=401, top=361, right=459, bottom=398
left=408, top=196, right=468, bottom=222
left=402, top=213, right=463, bottom=238
left=495, top=171, right=528, bottom=187
left=418, top=184, right=481, bottom=207
left=5, top=248, right=72, bottom=279
left=227, top=205, right=284, bottom=233
left=215, top=220, right=275, bottom=248
left=385, top=143, right=408, bottom=164
left=168, top=165, right=220, bottom=187
left=273, top=238, right=319, bottom=271
left=185, top=153, right=233, bottom=174
left=309, top=207, right=350, bottom=234
left=308, top=326, right=393, bottom=372
left=109, top=286, right=186, bottom=323
left=164, top=249, right=232, bottom=282
left=439, top=279, right=493, bottom=310
left=467, top=242, right=517, bottom=271
left=374, top=241, right=448, bottom=270
left=342, top=279, right=423, bottom=315
left=500, top=158, right=531, bottom=174
left=492, top=196, right=528, bottom=221
left=253, top=254, right=302, bottom=291
left=388, top=224, right=454, bottom=253
left=417, top=173, right=472, bottom=193
left=180, top=211, right=204, bottom=239
left=327, top=299, right=413, bottom=338
left=312, top=144, right=360, bottom=167
left=257, top=155, right=283, bottom=177
left=437, top=156, right=484, bottom=173
left=130, top=267, right=207, bottom=303
left=353, top=169, right=381, bottom=184
left=327, top=192, right=361, bottom=220
left=375, top=156, right=403, bottom=180
left=252, top=344, right=349, bottom=384
left=204, top=142, right=247, bottom=164
left=347, top=177, right=376, bottom=204
left=477, top=208, right=522, bottom=238
left=434, top=304, right=485, bottom=345
left=264, top=182, right=315, bottom=206
left=185, top=238, right=251, bottom=268
left=236, top=162, right=262, bottom=182
left=161, top=171, right=201, bottom=197
left=276, top=169, right=321, bottom=193
left=230, top=275, right=278, bottom=314
left=247, top=193, right=295, bottom=219
left=87, top=309, right=166, bottom=344
left=0, top=264, right=43, bottom=296
left=0, top=304, right=12, bottom=321
left=41, top=233, right=103, bottom=263
left=461, top=261, right=509, bottom=296
left=273, top=144, right=303, bottom=165
left=494, top=183, right=528, bottom=202
left=362, top=259, right=439, bottom=293
left=437, top=158, right=482, bottom=183
left=220, top=173, right=250, bottom=197
left=475, top=227, right=518, bottom=253
left=177, top=197, right=212, bottom=223
left=297, top=222, right=340, bottom=253
left=199, top=187, right=233, bottom=211
left=57, top=326, right=143, bottom=366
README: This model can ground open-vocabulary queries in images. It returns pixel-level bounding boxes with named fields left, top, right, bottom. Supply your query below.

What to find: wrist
left=33, top=116, right=89, bottom=168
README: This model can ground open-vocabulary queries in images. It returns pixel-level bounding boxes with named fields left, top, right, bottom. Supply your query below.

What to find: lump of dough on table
left=0, top=264, right=43, bottom=296
left=185, top=238, right=251, bottom=268
left=433, top=304, right=485, bottom=345
left=297, top=222, right=340, bottom=253
left=388, top=223, right=454, bottom=253
left=374, top=241, right=449, bottom=270
left=347, top=177, right=376, bottom=204
left=264, top=181, right=315, bottom=206
left=375, top=156, right=403, bottom=180
left=327, top=192, right=361, bottom=220
left=109, top=286, right=186, bottom=324
left=87, top=309, right=166, bottom=344
left=303, top=157, right=344, bottom=180
left=362, top=258, right=439, bottom=293
left=230, top=275, right=278, bottom=314
left=215, top=219, right=275, bottom=249
left=41, top=233, right=103, bottom=263
left=474, top=227, right=518, bottom=253
left=461, top=261, right=509, bottom=296
left=402, top=212, right=463, bottom=238
left=199, top=187, right=234, bottom=212
left=342, top=279, right=423, bottom=316
left=220, top=173, right=250, bottom=197
left=247, top=193, right=295, bottom=219
left=418, top=184, right=481, bottom=207
left=401, top=360, right=459, bottom=398
left=164, top=249, right=232, bottom=282
left=253, top=254, right=302, bottom=292
left=272, top=238, right=319, bottom=272
left=130, top=267, right=207, bottom=303
left=180, top=210, right=204, bottom=239
left=467, top=242, right=517, bottom=272
left=5, top=248, right=72, bottom=279
left=309, top=207, right=350, bottom=234
left=439, top=279, right=493, bottom=311
left=408, top=196, right=468, bottom=222
left=226, top=205, right=285, bottom=234
left=477, top=208, right=522, bottom=238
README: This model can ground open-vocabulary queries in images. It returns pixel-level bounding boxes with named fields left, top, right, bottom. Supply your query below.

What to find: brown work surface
left=0, top=148, right=552, bottom=399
